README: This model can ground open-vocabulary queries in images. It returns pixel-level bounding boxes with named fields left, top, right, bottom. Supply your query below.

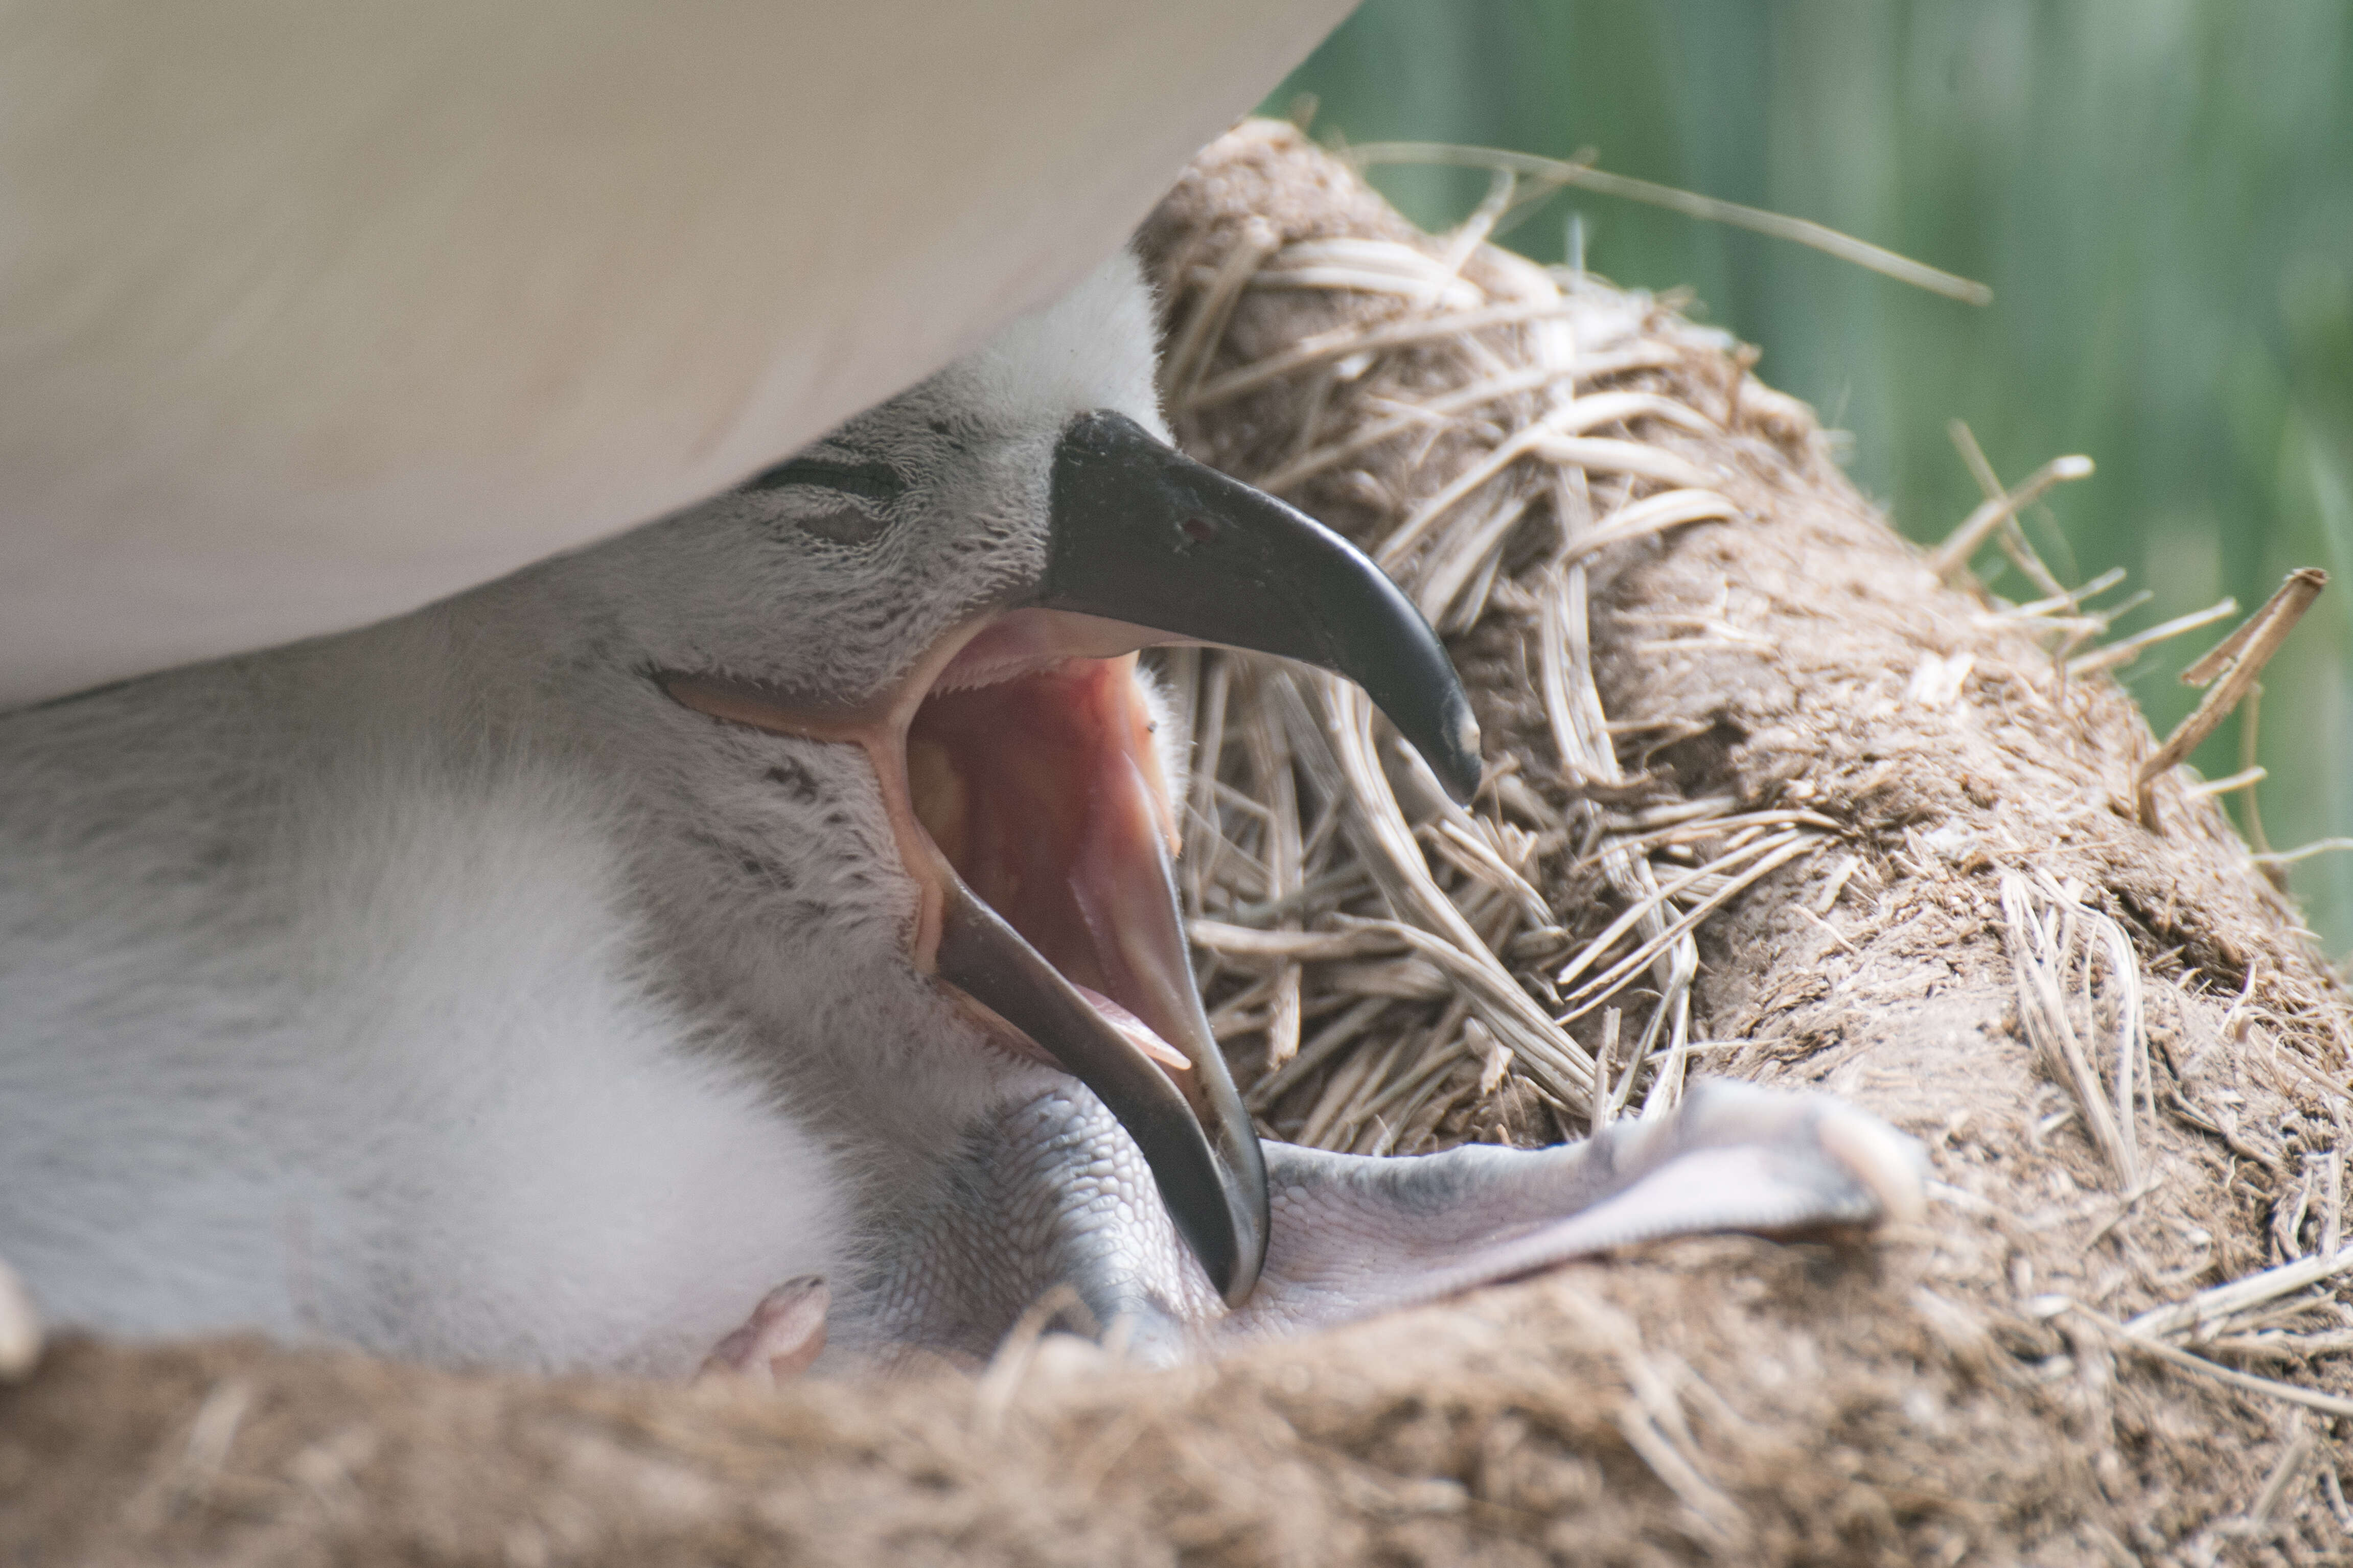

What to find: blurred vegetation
left=1267, top=0, right=2353, bottom=960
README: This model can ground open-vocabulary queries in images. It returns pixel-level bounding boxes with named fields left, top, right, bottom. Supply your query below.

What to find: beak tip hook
left=1445, top=707, right=1484, bottom=802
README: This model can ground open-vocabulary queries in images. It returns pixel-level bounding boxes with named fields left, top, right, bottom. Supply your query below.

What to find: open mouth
left=909, top=633, right=1198, bottom=1082
left=663, top=606, right=1267, bottom=1296
left=661, top=409, right=1483, bottom=1306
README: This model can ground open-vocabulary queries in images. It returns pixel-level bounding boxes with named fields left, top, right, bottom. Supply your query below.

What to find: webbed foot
left=1230, top=1078, right=1924, bottom=1341
left=843, top=1078, right=1923, bottom=1370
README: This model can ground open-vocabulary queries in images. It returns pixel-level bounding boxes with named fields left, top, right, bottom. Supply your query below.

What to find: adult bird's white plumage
left=0, top=0, right=1358, bottom=706
left=0, top=256, right=1924, bottom=1377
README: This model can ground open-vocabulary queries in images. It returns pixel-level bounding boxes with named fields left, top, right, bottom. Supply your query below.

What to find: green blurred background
left=1266, top=0, right=2353, bottom=960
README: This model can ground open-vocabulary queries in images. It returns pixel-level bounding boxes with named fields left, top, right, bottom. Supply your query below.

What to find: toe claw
left=0, top=1257, right=39, bottom=1382
left=1813, top=1104, right=1929, bottom=1226
left=699, top=1275, right=829, bottom=1387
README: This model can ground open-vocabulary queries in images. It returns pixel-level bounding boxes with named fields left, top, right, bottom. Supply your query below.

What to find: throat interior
left=906, top=656, right=1184, bottom=1033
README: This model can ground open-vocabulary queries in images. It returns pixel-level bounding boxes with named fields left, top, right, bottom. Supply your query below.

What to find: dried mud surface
left=8, top=123, right=2353, bottom=1566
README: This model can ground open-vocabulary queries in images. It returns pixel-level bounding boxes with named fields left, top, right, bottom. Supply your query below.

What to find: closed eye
left=741, top=452, right=909, bottom=547
left=741, top=455, right=907, bottom=505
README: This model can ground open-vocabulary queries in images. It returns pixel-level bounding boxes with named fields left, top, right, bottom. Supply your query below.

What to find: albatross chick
left=0, top=254, right=1922, bottom=1378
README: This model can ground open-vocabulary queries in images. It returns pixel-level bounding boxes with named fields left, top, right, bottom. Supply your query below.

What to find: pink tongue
left=1072, top=983, right=1191, bottom=1073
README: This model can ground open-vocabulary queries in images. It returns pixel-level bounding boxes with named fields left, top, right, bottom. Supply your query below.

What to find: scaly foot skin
left=699, top=1275, right=831, bottom=1387
left=835, top=1078, right=1926, bottom=1371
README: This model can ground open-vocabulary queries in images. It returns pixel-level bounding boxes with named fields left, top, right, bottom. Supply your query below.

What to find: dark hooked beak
left=1041, top=412, right=1483, bottom=799
left=932, top=409, right=1482, bottom=1306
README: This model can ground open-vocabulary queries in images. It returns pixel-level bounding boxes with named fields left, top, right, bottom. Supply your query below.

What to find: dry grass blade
left=1239, top=683, right=1306, bottom=1068
left=2188, top=766, right=2267, bottom=799
left=2255, top=838, right=2353, bottom=869
left=1329, top=917, right=1572, bottom=1050
left=2123, top=1245, right=2353, bottom=1341
left=1925, top=454, right=2095, bottom=580
left=1180, top=651, right=1230, bottom=916
left=2135, top=568, right=2329, bottom=826
left=1949, top=419, right=2070, bottom=599
left=1562, top=489, right=1741, bottom=567
left=1530, top=434, right=1716, bottom=490
left=1160, top=217, right=1280, bottom=404
left=1372, top=429, right=1541, bottom=573
left=1304, top=676, right=1596, bottom=1103
left=1245, top=995, right=1393, bottom=1115
left=1555, top=830, right=1811, bottom=993
left=1187, top=922, right=1404, bottom=963
left=1184, top=298, right=1572, bottom=412
left=2180, top=570, right=2329, bottom=688
left=2053, top=1300, right=2353, bottom=1421
left=1251, top=365, right=1566, bottom=493
left=2065, top=596, right=2240, bottom=680
left=1343, top=140, right=1994, bottom=305
left=1422, top=818, right=1552, bottom=932
left=2245, top=1427, right=2320, bottom=1535
left=1555, top=835, right=1821, bottom=1022
left=1998, top=871, right=2146, bottom=1186
left=1997, top=566, right=2130, bottom=624
left=1415, top=492, right=1532, bottom=629
left=1585, top=806, right=1841, bottom=864
left=1534, top=557, right=1710, bottom=1108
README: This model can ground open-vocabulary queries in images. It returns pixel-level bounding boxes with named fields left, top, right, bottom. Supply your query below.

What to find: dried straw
left=1154, top=169, right=1790, bottom=1150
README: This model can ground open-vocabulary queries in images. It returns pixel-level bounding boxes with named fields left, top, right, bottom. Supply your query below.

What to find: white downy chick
left=0, top=255, right=1922, bottom=1377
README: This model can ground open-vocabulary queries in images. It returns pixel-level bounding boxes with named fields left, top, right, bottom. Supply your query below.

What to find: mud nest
left=8, top=120, right=2353, bottom=1567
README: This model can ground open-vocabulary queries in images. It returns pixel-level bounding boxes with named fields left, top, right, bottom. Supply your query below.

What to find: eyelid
left=742, top=454, right=907, bottom=503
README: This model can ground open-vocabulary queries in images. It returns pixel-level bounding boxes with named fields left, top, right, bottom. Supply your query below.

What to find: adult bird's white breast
left=0, top=0, right=1357, bottom=705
